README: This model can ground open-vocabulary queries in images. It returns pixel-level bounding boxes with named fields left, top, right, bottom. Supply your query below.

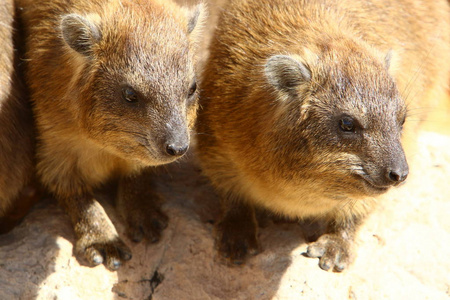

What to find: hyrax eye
left=188, top=80, right=197, bottom=97
left=400, top=115, right=406, bottom=127
left=339, top=116, right=355, bottom=132
left=122, top=86, right=138, bottom=103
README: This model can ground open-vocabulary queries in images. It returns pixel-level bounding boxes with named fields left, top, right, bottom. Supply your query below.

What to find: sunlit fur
left=0, top=0, right=36, bottom=217
left=17, top=0, right=206, bottom=197
left=197, top=0, right=450, bottom=225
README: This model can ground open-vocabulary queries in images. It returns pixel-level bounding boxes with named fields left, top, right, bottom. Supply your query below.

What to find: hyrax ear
left=185, top=3, right=207, bottom=41
left=384, top=50, right=393, bottom=70
left=61, top=14, right=101, bottom=57
left=265, top=55, right=311, bottom=95
left=383, top=49, right=401, bottom=79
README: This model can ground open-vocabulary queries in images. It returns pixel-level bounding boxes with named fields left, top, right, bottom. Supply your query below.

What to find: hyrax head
left=263, top=42, right=409, bottom=198
left=60, top=1, right=205, bottom=165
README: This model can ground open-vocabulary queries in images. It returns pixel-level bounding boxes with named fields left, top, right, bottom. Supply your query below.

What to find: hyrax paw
left=125, top=208, right=168, bottom=243
left=215, top=222, right=261, bottom=265
left=306, top=234, right=352, bottom=272
left=75, top=236, right=132, bottom=271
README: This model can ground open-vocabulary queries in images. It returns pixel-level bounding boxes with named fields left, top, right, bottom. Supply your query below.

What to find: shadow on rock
left=113, top=155, right=307, bottom=300
left=0, top=199, right=72, bottom=299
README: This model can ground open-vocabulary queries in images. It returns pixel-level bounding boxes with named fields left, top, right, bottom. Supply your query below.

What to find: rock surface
left=1, top=129, right=449, bottom=300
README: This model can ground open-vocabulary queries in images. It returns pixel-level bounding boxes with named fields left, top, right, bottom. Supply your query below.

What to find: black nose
left=387, top=168, right=408, bottom=184
left=166, top=143, right=189, bottom=157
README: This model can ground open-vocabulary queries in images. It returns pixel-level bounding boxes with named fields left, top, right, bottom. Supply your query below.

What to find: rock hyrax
left=17, top=0, right=205, bottom=270
left=196, top=0, right=450, bottom=271
left=0, top=0, right=38, bottom=233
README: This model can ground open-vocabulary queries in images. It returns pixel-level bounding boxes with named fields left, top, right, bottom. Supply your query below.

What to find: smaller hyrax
left=0, top=0, right=38, bottom=233
left=17, top=0, right=205, bottom=270
left=197, top=0, right=450, bottom=271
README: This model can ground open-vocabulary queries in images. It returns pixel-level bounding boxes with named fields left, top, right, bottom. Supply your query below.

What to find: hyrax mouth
left=359, top=177, right=390, bottom=193
left=134, top=139, right=189, bottom=166
left=350, top=173, right=390, bottom=194
left=351, top=159, right=409, bottom=194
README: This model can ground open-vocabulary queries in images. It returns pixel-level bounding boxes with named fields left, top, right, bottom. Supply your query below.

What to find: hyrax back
left=0, top=0, right=38, bottom=232
left=17, top=0, right=205, bottom=270
left=197, top=0, right=450, bottom=271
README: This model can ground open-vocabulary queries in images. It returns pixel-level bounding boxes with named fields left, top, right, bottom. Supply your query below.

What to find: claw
left=306, top=233, right=352, bottom=272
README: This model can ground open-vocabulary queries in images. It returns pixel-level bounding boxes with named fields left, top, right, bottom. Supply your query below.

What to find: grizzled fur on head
left=59, top=0, right=205, bottom=166
left=263, top=40, right=408, bottom=202
left=229, top=41, right=411, bottom=222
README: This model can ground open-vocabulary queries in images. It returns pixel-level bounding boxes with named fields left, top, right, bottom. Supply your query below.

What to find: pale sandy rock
left=0, top=130, right=449, bottom=300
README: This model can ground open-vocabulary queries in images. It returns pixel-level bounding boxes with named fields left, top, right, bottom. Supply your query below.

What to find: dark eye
left=188, top=80, right=197, bottom=97
left=339, top=116, right=355, bottom=132
left=400, top=115, right=406, bottom=128
left=122, top=86, right=138, bottom=103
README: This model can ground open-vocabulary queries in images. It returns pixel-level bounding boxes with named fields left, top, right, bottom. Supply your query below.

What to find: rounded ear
left=265, top=55, right=311, bottom=95
left=61, top=14, right=101, bottom=57
left=185, top=3, right=207, bottom=40
left=385, top=49, right=393, bottom=70
left=382, top=49, right=401, bottom=80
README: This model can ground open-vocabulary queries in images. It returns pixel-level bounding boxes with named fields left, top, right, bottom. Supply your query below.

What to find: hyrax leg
left=117, top=168, right=168, bottom=244
left=61, top=194, right=132, bottom=271
left=215, top=196, right=261, bottom=265
left=306, top=217, right=362, bottom=272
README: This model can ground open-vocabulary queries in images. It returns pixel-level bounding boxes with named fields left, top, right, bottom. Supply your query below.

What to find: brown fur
left=196, top=0, right=450, bottom=271
left=16, top=0, right=205, bottom=270
left=0, top=0, right=39, bottom=233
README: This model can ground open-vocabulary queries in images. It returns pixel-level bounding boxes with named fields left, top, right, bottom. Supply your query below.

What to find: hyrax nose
left=386, top=168, right=408, bottom=184
left=165, top=143, right=189, bottom=157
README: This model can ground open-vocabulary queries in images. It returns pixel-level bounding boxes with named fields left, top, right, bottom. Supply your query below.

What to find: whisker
left=192, top=132, right=214, bottom=137
left=105, top=128, right=148, bottom=139
left=401, top=41, right=439, bottom=109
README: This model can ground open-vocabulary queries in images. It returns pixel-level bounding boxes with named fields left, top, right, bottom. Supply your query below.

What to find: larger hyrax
left=16, top=0, right=205, bottom=270
left=0, top=0, right=38, bottom=232
left=196, top=0, right=450, bottom=271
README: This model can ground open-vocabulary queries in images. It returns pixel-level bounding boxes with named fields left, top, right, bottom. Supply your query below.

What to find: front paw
left=75, top=234, right=132, bottom=271
left=215, top=219, right=261, bottom=265
left=306, top=233, right=353, bottom=272
left=117, top=173, right=169, bottom=244
left=124, top=207, right=168, bottom=243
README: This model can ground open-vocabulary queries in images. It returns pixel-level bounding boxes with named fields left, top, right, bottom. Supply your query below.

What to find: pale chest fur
left=38, top=129, right=140, bottom=196
left=75, top=138, right=140, bottom=184
left=232, top=165, right=375, bottom=222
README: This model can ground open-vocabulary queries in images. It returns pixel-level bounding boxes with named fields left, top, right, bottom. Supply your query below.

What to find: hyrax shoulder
left=17, top=0, right=206, bottom=269
left=0, top=0, right=38, bottom=232
left=196, top=0, right=450, bottom=270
